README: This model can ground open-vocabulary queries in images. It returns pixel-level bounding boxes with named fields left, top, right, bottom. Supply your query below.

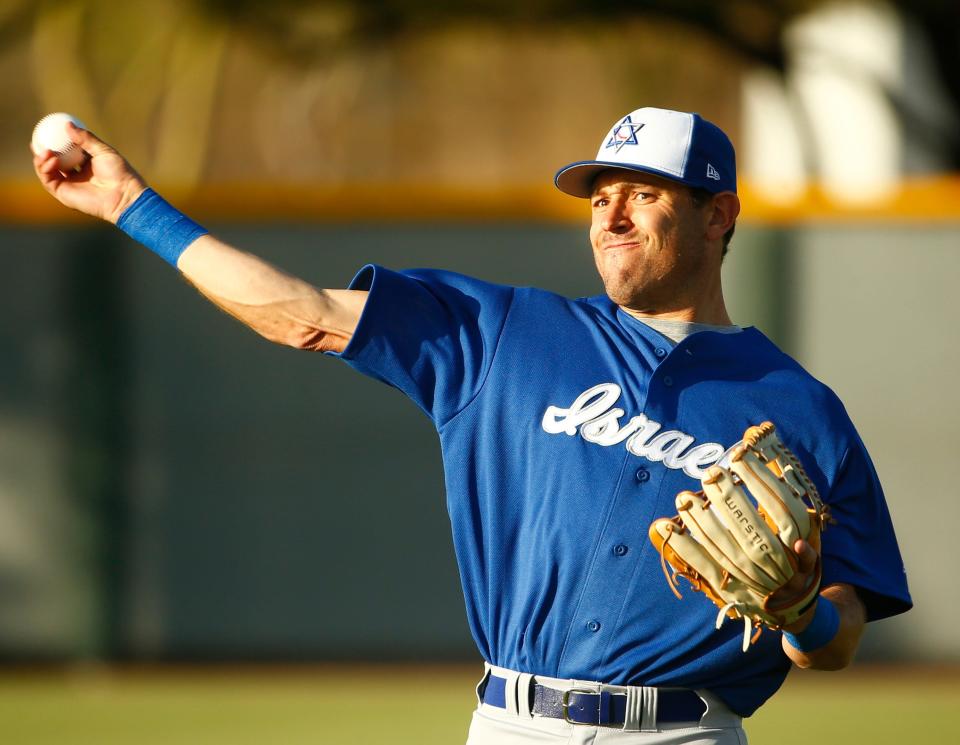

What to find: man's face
left=589, top=169, right=713, bottom=313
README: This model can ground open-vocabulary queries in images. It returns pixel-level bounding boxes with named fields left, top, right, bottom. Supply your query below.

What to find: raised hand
left=32, top=122, right=148, bottom=225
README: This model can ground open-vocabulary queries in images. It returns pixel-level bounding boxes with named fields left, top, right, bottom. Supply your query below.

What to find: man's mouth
left=601, top=240, right=643, bottom=250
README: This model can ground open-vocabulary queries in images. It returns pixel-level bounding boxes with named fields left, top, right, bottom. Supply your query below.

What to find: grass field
left=0, top=663, right=956, bottom=744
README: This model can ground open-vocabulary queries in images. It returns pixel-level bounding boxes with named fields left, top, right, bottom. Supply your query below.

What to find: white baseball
left=31, top=112, right=88, bottom=171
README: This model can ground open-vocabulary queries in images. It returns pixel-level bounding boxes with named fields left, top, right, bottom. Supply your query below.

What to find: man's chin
left=603, top=283, right=647, bottom=309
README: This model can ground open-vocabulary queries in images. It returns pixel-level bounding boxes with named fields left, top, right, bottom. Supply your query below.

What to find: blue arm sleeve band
left=783, top=595, right=841, bottom=652
left=116, top=188, right=208, bottom=268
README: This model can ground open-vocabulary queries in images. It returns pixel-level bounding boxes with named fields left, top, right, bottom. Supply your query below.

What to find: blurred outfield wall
left=0, top=219, right=955, bottom=663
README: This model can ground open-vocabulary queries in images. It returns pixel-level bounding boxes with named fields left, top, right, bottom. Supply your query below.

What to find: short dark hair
left=688, top=187, right=736, bottom=261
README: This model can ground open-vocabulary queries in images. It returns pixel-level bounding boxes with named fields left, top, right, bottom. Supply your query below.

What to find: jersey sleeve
left=819, top=432, right=912, bottom=621
left=326, top=264, right=515, bottom=426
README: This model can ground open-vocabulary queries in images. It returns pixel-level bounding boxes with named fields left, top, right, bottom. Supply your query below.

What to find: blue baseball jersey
left=330, top=265, right=912, bottom=716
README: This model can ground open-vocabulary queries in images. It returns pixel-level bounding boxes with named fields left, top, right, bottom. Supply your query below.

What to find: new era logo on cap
left=554, top=106, right=737, bottom=197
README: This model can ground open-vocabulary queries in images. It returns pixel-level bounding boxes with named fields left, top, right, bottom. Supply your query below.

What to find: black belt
left=481, top=673, right=707, bottom=727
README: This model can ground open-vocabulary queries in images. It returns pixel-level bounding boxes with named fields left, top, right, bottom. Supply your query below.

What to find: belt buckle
left=561, top=687, right=599, bottom=725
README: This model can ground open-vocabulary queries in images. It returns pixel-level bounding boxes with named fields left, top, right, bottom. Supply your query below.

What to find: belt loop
left=502, top=668, right=521, bottom=715
left=640, top=686, right=658, bottom=732
left=695, top=689, right=740, bottom=729
left=516, top=673, right=535, bottom=719
left=622, top=685, right=643, bottom=731
left=475, top=662, right=492, bottom=707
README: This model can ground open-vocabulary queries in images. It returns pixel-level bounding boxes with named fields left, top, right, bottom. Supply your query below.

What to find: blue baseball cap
left=554, top=107, right=737, bottom=197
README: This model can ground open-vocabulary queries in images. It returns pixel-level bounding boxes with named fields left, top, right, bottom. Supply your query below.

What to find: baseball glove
left=648, top=422, right=829, bottom=651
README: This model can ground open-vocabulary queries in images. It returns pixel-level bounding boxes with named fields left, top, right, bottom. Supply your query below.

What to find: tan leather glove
left=649, top=422, right=830, bottom=651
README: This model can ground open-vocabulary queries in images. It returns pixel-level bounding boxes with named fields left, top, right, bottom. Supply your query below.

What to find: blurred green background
left=2, top=0, right=959, bottom=741
left=1, top=665, right=958, bottom=744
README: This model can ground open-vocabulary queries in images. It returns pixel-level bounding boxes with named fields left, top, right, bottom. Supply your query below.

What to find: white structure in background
left=742, top=1, right=958, bottom=204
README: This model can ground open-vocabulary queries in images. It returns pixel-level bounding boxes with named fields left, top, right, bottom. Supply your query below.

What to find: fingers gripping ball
left=648, top=422, right=830, bottom=651
left=31, top=113, right=88, bottom=171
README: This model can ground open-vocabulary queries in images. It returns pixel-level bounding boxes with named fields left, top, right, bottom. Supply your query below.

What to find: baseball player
left=33, top=106, right=911, bottom=744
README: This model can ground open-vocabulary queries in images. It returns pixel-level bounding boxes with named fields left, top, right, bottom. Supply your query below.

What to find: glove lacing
left=715, top=602, right=763, bottom=652
left=658, top=526, right=686, bottom=600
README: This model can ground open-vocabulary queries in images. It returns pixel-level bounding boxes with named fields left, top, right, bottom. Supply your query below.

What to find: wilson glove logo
left=541, top=382, right=739, bottom=479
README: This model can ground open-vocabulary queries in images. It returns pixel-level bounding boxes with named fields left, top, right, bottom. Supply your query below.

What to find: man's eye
left=593, top=198, right=609, bottom=208
left=633, top=192, right=652, bottom=201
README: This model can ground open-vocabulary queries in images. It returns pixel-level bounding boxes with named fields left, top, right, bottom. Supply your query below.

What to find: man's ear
left=706, top=192, right=740, bottom=240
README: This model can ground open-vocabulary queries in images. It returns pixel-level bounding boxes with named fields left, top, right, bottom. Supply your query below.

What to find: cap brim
left=554, top=160, right=702, bottom=198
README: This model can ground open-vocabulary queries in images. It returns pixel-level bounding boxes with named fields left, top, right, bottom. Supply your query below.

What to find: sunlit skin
left=589, top=168, right=739, bottom=325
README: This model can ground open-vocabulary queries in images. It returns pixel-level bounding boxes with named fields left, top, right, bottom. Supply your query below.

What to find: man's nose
left=602, top=204, right=632, bottom=233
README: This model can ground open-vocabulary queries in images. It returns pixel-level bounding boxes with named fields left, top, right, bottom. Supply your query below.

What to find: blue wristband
left=116, top=188, right=208, bottom=268
left=783, top=596, right=840, bottom=652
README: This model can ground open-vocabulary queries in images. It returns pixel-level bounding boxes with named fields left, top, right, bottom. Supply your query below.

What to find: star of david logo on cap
left=605, top=116, right=645, bottom=152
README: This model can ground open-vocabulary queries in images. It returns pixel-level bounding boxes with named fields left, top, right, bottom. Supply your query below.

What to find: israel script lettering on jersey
left=541, top=383, right=741, bottom=479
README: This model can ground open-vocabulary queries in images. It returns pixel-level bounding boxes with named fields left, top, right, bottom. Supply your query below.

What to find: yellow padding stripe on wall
left=3, top=177, right=960, bottom=225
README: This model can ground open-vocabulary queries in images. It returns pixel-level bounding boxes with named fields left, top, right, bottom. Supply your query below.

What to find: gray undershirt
left=637, top=317, right=743, bottom=345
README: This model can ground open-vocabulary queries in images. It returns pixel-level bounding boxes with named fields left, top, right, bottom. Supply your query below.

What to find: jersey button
left=635, top=467, right=650, bottom=483
left=613, top=544, right=628, bottom=557
left=586, top=620, right=601, bottom=633
left=663, top=375, right=674, bottom=387
left=655, top=347, right=667, bottom=358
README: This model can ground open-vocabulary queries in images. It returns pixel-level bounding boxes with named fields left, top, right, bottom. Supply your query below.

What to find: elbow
left=283, top=326, right=329, bottom=351
left=243, top=321, right=326, bottom=351
left=789, top=630, right=861, bottom=671
left=825, top=643, right=859, bottom=671
left=283, top=325, right=348, bottom=353
left=796, top=646, right=857, bottom=671
left=253, top=323, right=343, bottom=353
